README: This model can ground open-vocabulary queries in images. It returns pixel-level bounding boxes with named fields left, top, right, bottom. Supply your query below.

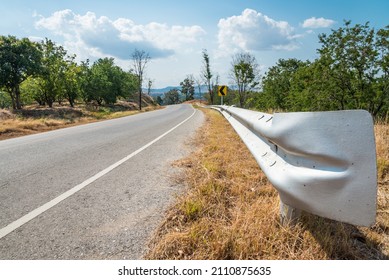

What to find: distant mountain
left=146, top=86, right=180, bottom=96
left=145, top=85, right=209, bottom=99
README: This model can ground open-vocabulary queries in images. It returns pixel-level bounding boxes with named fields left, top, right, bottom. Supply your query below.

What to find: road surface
left=0, top=104, right=203, bottom=259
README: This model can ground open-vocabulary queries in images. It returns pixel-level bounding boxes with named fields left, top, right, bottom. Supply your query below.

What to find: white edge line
left=0, top=107, right=197, bottom=240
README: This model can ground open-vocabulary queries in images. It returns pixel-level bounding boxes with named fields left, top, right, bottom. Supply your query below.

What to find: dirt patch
left=0, top=109, right=15, bottom=120
left=14, top=107, right=84, bottom=119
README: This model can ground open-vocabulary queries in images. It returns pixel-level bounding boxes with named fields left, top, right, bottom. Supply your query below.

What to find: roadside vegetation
left=158, top=21, right=389, bottom=119
left=146, top=108, right=388, bottom=260
left=0, top=96, right=159, bottom=140
left=0, top=35, right=160, bottom=140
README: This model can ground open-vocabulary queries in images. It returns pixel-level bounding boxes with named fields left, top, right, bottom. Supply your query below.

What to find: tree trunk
left=138, top=77, right=142, bottom=111
left=9, top=90, right=16, bottom=110
left=139, top=91, right=142, bottom=111
left=47, top=99, right=54, bottom=108
left=14, top=85, right=22, bottom=109
left=208, top=84, right=213, bottom=105
left=67, top=95, right=74, bottom=107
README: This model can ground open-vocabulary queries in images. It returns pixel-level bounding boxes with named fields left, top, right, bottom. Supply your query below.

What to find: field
left=146, top=108, right=389, bottom=260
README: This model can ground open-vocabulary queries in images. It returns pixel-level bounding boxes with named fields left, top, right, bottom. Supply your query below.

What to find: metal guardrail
left=212, top=105, right=377, bottom=227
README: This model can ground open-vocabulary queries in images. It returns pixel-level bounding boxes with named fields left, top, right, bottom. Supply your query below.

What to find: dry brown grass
left=373, top=120, right=389, bottom=258
left=376, top=121, right=389, bottom=181
left=0, top=105, right=162, bottom=141
left=145, top=108, right=389, bottom=260
left=0, top=117, right=82, bottom=140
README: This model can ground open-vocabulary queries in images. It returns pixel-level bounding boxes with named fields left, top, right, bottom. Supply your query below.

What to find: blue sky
left=1, top=0, right=389, bottom=87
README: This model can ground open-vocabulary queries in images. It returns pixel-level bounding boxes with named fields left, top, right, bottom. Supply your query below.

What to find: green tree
left=230, top=52, right=260, bottom=108
left=63, top=58, right=81, bottom=107
left=0, top=36, right=42, bottom=109
left=155, top=95, right=163, bottom=105
left=286, top=60, right=339, bottom=111
left=180, top=76, right=195, bottom=101
left=78, top=60, right=93, bottom=104
left=89, top=58, right=115, bottom=105
left=87, top=57, right=136, bottom=105
left=260, top=58, right=307, bottom=110
left=259, top=21, right=389, bottom=117
left=201, top=49, right=214, bottom=104
left=317, top=21, right=382, bottom=115
left=163, top=89, right=180, bottom=105
left=375, top=25, right=389, bottom=116
left=20, top=76, right=45, bottom=105
left=122, top=70, right=138, bottom=101
left=38, top=38, right=68, bottom=107
left=0, top=89, right=12, bottom=108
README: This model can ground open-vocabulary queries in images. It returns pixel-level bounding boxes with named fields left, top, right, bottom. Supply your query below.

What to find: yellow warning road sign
left=218, top=85, right=227, bottom=96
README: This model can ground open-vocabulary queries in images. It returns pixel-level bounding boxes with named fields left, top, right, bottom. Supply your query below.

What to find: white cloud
left=302, top=17, right=336, bottom=28
left=217, top=9, right=299, bottom=54
left=28, top=36, right=44, bottom=43
left=35, top=9, right=206, bottom=60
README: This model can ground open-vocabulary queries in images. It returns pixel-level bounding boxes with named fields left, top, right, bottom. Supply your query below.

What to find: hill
left=147, top=85, right=209, bottom=100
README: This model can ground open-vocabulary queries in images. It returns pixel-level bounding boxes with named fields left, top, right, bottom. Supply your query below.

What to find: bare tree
left=131, top=49, right=150, bottom=110
left=194, top=75, right=203, bottom=100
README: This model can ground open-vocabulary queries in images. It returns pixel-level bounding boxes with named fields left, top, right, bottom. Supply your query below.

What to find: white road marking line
left=0, top=107, right=197, bottom=240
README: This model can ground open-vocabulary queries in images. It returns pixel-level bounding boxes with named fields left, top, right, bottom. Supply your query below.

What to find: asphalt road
left=0, top=104, right=204, bottom=259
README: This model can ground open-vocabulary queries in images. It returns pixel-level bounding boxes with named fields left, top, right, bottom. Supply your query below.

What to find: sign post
left=218, top=85, right=227, bottom=105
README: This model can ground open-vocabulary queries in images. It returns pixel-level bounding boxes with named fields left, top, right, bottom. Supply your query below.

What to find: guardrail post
left=279, top=200, right=302, bottom=226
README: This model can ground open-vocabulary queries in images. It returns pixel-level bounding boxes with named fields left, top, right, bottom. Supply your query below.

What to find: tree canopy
left=0, top=35, right=139, bottom=109
left=180, top=76, right=195, bottom=101
left=256, top=21, right=389, bottom=118
left=0, top=35, right=42, bottom=109
left=230, top=52, right=260, bottom=108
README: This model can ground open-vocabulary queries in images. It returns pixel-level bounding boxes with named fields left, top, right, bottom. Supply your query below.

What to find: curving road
left=0, top=104, right=203, bottom=259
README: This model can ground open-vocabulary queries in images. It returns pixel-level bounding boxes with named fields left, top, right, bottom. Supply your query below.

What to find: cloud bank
left=35, top=9, right=206, bottom=60
left=217, top=9, right=299, bottom=53
left=302, top=17, right=336, bottom=28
